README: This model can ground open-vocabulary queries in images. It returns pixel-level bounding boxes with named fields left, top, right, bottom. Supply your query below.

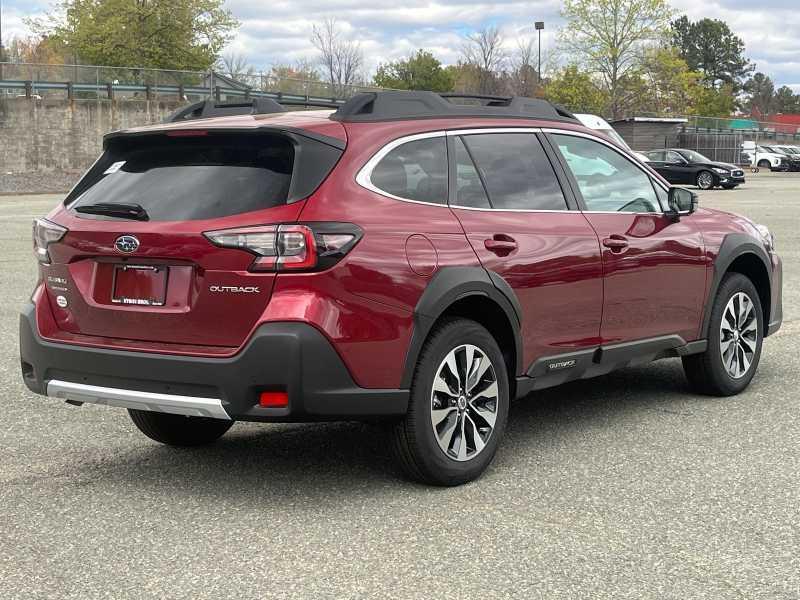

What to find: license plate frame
left=111, top=264, right=168, bottom=306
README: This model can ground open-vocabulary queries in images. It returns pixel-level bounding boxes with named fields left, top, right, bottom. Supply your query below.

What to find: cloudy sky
left=2, top=0, right=799, bottom=91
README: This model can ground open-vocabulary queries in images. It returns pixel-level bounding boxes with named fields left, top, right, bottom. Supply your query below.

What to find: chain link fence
left=679, top=115, right=800, bottom=164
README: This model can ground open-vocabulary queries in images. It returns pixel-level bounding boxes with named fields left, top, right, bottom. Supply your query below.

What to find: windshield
left=677, top=150, right=711, bottom=163
left=597, top=128, right=632, bottom=151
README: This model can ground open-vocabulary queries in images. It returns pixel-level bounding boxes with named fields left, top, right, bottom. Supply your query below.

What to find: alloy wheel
left=429, top=344, right=498, bottom=461
left=697, top=171, right=714, bottom=189
left=719, top=292, right=758, bottom=379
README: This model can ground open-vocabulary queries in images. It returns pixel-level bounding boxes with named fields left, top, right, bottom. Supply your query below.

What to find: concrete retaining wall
left=0, top=97, right=182, bottom=174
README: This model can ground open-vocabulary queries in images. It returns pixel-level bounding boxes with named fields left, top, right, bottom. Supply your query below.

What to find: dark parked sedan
left=645, top=149, right=746, bottom=190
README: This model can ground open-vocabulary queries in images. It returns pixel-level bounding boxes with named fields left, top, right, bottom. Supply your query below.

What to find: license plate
left=112, top=265, right=168, bottom=306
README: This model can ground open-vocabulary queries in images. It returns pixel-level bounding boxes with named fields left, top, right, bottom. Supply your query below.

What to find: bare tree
left=217, top=52, right=256, bottom=85
left=460, top=27, right=506, bottom=94
left=310, top=18, right=364, bottom=96
left=507, top=37, right=538, bottom=96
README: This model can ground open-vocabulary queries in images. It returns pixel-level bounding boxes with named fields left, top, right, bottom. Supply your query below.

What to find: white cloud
left=2, top=0, right=799, bottom=89
left=223, top=0, right=563, bottom=75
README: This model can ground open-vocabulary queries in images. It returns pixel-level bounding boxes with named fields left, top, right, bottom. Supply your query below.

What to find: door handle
left=484, top=235, right=517, bottom=255
left=602, top=236, right=629, bottom=251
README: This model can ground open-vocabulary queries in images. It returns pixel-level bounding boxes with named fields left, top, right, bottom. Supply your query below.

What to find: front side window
left=666, top=151, right=686, bottom=163
left=369, top=137, right=448, bottom=204
left=677, top=149, right=711, bottom=163
left=461, top=133, right=568, bottom=210
left=552, top=134, right=660, bottom=213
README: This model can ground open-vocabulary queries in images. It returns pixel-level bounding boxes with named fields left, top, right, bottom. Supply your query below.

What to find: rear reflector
left=259, top=391, right=288, bottom=408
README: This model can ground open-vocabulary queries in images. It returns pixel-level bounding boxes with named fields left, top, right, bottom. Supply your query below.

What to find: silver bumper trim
left=46, top=379, right=231, bottom=420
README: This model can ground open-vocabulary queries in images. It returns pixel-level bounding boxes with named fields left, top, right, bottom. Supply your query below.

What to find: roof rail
left=330, top=91, right=577, bottom=123
left=440, top=93, right=517, bottom=107
left=164, top=98, right=287, bottom=123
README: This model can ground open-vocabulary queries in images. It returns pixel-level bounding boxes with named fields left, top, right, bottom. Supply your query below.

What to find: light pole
left=0, top=0, right=5, bottom=80
left=535, top=21, right=544, bottom=86
left=0, top=0, right=4, bottom=59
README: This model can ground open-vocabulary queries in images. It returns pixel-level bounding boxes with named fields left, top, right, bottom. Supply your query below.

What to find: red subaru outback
left=20, top=92, right=782, bottom=485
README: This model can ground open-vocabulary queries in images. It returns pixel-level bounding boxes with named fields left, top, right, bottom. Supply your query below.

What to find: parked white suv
left=574, top=114, right=650, bottom=162
left=741, top=144, right=789, bottom=171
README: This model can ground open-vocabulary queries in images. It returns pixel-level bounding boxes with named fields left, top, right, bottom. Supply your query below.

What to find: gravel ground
left=0, top=173, right=798, bottom=599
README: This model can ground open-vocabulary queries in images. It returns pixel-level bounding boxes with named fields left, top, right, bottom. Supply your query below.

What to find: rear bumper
left=46, top=379, right=232, bottom=419
left=19, top=303, right=408, bottom=422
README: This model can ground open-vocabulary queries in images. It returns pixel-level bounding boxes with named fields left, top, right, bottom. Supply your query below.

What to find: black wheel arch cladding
left=702, top=233, right=772, bottom=337
left=401, top=266, right=523, bottom=389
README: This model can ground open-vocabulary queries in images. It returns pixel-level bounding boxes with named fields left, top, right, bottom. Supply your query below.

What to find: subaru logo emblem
left=115, top=235, right=140, bottom=254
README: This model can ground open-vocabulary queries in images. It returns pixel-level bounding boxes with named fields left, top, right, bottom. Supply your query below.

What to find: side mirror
left=667, top=187, right=699, bottom=219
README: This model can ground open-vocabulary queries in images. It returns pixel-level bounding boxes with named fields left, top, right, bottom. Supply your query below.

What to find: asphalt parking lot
left=1, top=173, right=798, bottom=599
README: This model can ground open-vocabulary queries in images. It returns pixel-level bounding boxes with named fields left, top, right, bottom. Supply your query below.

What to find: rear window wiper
left=74, top=203, right=149, bottom=221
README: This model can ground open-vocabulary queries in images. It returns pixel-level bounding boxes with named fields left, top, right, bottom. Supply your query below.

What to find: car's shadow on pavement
left=69, top=358, right=748, bottom=497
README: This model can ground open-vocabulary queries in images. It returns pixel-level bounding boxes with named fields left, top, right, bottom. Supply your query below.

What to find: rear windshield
left=69, top=134, right=295, bottom=221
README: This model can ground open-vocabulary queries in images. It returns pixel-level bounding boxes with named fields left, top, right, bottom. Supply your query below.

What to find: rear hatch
left=42, top=127, right=343, bottom=349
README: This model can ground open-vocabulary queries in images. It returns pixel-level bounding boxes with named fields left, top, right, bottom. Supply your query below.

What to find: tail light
left=203, top=223, right=362, bottom=272
left=33, top=218, right=68, bottom=264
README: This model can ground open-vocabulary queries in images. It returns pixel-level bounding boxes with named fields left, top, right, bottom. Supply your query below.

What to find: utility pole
left=535, top=21, right=544, bottom=86
left=0, top=0, right=5, bottom=81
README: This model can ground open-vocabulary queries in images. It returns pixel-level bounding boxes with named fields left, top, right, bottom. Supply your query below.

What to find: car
left=20, top=92, right=783, bottom=486
left=644, top=148, right=746, bottom=190
left=775, top=145, right=800, bottom=168
left=741, top=144, right=790, bottom=172
left=775, top=144, right=800, bottom=158
left=574, top=113, right=650, bottom=162
left=759, top=145, right=800, bottom=171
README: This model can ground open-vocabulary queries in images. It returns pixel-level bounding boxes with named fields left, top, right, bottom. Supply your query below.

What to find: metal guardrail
left=0, top=78, right=348, bottom=107
left=0, top=62, right=380, bottom=103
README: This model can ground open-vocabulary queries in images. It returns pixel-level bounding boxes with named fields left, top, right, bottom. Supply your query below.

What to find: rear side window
left=369, top=137, right=448, bottom=204
left=69, top=133, right=340, bottom=221
left=461, top=133, right=568, bottom=210
left=454, top=137, right=490, bottom=209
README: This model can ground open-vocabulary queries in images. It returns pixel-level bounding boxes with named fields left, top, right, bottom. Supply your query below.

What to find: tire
left=757, top=159, right=771, bottom=171
left=390, top=318, right=510, bottom=486
left=696, top=170, right=715, bottom=190
left=682, top=273, right=764, bottom=396
left=128, top=409, right=234, bottom=446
